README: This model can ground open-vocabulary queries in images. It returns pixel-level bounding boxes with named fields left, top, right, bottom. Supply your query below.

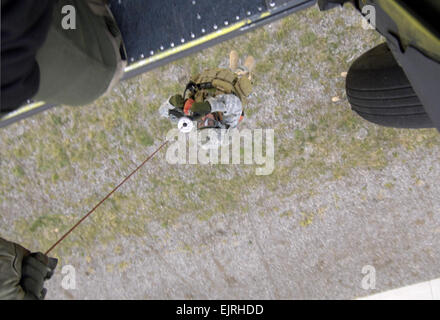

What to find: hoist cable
left=45, top=140, right=169, bottom=255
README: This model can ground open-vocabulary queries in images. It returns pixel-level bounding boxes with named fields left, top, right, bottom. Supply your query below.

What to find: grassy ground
left=1, top=5, right=439, bottom=298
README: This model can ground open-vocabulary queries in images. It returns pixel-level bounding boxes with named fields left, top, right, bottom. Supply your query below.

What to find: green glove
left=0, top=238, right=57, bottom=300
left=169, top=94, right=184, bottom=108
left=21, top=253, right=58, bottom=300
left=191, top=101, right=211, bottom=118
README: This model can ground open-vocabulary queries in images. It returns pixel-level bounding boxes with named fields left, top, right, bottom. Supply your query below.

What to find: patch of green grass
left=12, top=165, right=25, bottom=178
left=134, top=129, right=154, bottom=147
left=29, top=215, right=65, bottom=232
left=51, top=173, right=59, bottom=183
left=300, top=32, right=318, bottom=47
left=384, top=182, right=394, bottom=189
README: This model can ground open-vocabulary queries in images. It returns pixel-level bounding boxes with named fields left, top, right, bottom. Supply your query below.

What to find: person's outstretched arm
left=0, top=237, right=57, bottom=300
left=0, top=0, right=54, bottom=113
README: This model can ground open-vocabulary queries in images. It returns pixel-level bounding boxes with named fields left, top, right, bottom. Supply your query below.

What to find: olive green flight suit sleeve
left=0, top=237, right=29, bottom=300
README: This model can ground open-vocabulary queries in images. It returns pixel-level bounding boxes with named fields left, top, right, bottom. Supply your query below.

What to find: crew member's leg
left=34, top=0, right=126, bottom=106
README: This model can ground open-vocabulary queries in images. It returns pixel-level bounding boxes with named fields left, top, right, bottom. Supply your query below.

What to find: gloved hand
left=0, top=237, right=57, bottom=300
left=169, top=94, right=184, bottom=109
left=21, top=252, right=58, bottom=300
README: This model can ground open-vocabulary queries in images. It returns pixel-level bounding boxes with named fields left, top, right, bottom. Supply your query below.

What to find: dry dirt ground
left=1, top=4, right=439, bottom=299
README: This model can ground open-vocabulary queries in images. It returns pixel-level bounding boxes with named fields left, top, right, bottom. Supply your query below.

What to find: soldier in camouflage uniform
left=160, top=50, right=255, bottom=132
